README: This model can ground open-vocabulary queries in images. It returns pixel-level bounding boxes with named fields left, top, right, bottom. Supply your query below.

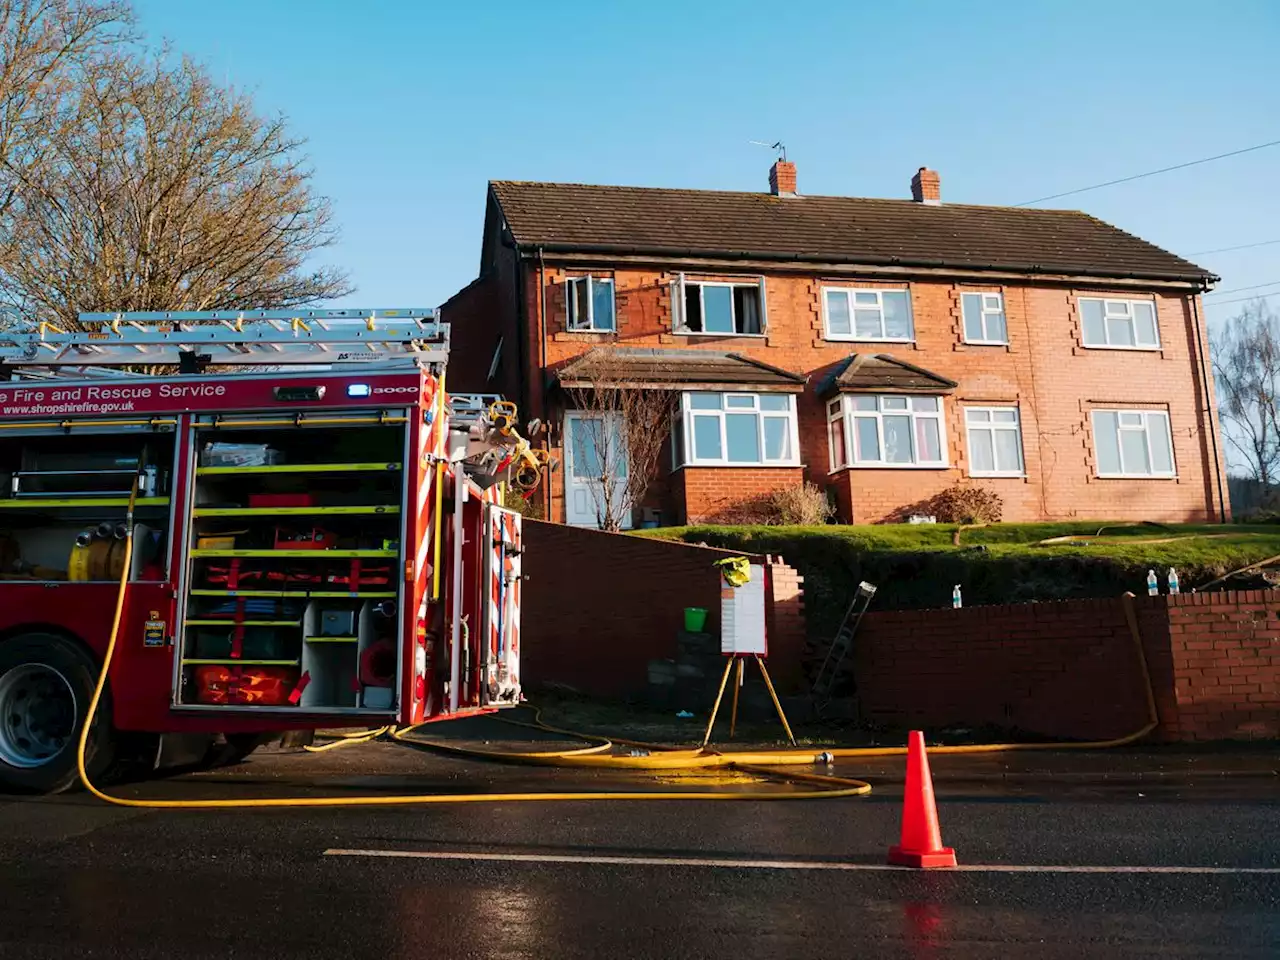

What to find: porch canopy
left=554, top=347, right=806, bottom=393
left=816, top=353, right=957, bottom=398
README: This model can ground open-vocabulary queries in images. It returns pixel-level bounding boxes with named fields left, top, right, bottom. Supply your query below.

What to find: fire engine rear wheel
left=0, top=633, right=115, bottom=794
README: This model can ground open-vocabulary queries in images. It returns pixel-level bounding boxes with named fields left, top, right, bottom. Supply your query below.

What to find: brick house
left=443, top=161, right=1229, bottom=527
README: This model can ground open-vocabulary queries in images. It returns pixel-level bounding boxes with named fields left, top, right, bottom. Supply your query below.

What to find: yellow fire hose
left=76, top=478, right=1159, bottom=809
left=75, top=481, right=871, bottom=807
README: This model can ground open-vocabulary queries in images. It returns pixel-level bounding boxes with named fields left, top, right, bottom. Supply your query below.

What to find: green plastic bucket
left=684, top=607, right=708, bottom=632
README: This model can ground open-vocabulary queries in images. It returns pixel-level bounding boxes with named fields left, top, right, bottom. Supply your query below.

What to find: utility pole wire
left=1013, top=138, right=1280, bottom=207
left=1189, top=238, right=1280, bottom=256
left=1205, top=279, right=1280, bottom=298
left=1203, top=291, right=1280, bottom=308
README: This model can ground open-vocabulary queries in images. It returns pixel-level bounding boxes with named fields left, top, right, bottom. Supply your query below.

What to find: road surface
left=1, top=731, right=1277, bottom=958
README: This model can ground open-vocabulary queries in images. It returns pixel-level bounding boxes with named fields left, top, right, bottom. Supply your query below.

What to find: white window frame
left=1077, top=296, right=1161, bottom=351
left=1090, top=409, right=1176, bottom=479
left=826, top=394, right=947, bottom=470
left=961, top=292, right=1008, bottom=345
left=566, top=275, right=616, bottom=332
left=678, top=391, right=799, bottom=467
left=964, top=405, right=1025, bottom=477
left=673, top=275, right=768, bottom=337
left=821, top=287, right=915, bottom=343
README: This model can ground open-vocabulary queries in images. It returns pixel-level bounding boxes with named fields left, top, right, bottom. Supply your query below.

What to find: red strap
left=227, top=558, right=241, bottom=591
left=230, top=597, right=246, bottom=658
left=287, top=671, right=312, bottom=705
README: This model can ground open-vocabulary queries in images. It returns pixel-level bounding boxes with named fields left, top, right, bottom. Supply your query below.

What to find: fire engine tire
left=0, top=633, right=116, bottom=795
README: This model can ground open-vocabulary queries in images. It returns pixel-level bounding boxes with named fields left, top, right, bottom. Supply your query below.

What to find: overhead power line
left=1202, top=291, right=1280, bottom=308
left=1205, top=279, right=1280, bottom=298
left=1188, top=238, right=1280, bottom=256
left=1014, top=138, right=1280, bottom=207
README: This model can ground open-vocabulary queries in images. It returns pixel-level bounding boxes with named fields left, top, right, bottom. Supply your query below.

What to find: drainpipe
left=1190, top=291, right=1227, bottom=522
left=537, top=246, right=552, bottom=520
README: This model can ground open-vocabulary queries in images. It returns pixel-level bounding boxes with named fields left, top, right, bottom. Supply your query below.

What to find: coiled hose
left=74, top=481, right=872, bottom=807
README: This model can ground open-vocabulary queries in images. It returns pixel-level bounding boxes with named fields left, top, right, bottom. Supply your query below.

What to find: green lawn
left=639, top=520, right=1280, bottom=572
left=635, top=521, right=1280, bottom=623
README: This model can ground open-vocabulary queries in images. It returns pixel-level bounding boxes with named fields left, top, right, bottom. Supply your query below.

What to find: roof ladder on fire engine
left=0, top=309, right=449, bottom=374
left=810, top=580, right=878, bottom=714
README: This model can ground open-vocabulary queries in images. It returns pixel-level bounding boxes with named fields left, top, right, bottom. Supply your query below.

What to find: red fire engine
left=0, top=309, right=542, bottom=793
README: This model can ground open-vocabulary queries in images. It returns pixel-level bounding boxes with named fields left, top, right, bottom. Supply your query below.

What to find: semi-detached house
left=444, top=161, right=1229, bottom=528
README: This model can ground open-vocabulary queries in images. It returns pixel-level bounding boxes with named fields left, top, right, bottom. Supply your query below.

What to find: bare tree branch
left=565, top=345, right=678, bottom=532
left=1212, top=300, right=1280, bottom=505
left=0, top=7, right=350, bottom=328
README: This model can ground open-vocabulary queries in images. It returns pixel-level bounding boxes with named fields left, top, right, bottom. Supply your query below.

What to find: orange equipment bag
left=194, top=665, right=299, bottom=705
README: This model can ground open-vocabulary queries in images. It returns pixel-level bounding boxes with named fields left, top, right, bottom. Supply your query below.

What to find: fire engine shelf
left=195, top=461, right=402, bottom=476
left=189, top=548, right=398, bottom=558
left=189, top=589, right=397, bottom=598
left=184, top=619, right=301, bottom=627
left=191, top=505, right=399, bottom=517
left=0, top=497, right=171, bottom=510
left=178, top=417, right=406, bottom=712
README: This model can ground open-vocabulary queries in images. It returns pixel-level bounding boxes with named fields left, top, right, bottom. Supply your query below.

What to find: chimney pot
left=769, top=160, right=797, bottom=197
left=911, top=167, right=941, bottom=204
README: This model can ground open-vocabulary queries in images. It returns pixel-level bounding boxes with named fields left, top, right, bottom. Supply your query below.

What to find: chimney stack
left=769, top=159, right=797, bottom=196
left=911, top=167, right=941, bottom=204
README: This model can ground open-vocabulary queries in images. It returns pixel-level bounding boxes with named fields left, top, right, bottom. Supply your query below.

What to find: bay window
left=827, top=394, right=947, bottom=469
left=678, top=392, right=798, bottom=466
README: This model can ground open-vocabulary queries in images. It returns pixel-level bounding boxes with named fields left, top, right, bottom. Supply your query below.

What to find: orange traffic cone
left=887, top=730, right=957, bottom=868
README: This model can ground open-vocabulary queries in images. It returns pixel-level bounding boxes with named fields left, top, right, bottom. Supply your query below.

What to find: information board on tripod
left=702, top=558, right=795, bottom=746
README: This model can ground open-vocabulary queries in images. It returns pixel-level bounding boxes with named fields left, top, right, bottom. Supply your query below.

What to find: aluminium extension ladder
left=0, top=309, right=449, bottom=372
left=810, top=580, right=878, bottom=711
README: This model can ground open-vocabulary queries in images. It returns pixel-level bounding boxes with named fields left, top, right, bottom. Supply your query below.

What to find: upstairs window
left=961, top=293, right=1008, bottom=344
left=675, top=279, right=765, bottom=335
left=678, top=392, right=797, bottom=466
left=1092, top=409, right=1175, bottom=478
left=823, top=288, right=914, bottom=342
left=827, top=394, right=945, bottom=468
left=1078, top=297, right=1159, bottom=349
left=566, top=276, right=615, bottom=332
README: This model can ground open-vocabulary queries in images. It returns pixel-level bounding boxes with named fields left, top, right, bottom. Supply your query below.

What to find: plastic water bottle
left=1167, top=567, right=1180, bottom=595
left=1147, top=570, right=1159, bottom=596
left=952, top=585, right=962, bottom=609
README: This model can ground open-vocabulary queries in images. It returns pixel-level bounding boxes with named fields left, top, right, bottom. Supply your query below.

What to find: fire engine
left=0, top=309, right=542, bottom=793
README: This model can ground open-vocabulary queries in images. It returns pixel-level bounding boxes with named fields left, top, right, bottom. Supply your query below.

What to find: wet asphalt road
left=1, top=734, right=1278, bottom=959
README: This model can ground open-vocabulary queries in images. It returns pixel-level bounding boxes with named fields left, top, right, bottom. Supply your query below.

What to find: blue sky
left=133, top=0, right=1279, bottom=320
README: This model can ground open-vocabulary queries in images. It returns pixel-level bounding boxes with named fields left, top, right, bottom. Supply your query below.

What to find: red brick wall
left=672, top=466, right=805, bottom=523
left=499, top=261, right=1229, bottom=525
left=848, top=591, right=1279, bottom=741
left=520, top=520, right=806, bottom=698
left=1164, top=592, right=1280, bottom=740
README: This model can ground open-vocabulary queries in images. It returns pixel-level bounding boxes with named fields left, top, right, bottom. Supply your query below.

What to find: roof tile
left=491, top=181, right=1214, bottom=283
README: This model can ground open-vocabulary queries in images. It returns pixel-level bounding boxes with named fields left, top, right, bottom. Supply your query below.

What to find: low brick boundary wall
left=845, top=591, right=1279, bottom=741
left=520, top=521, right=805, bottom=700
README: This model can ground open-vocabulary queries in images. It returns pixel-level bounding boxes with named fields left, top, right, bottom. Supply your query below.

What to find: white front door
left=564, top=412, right=631, bottom=529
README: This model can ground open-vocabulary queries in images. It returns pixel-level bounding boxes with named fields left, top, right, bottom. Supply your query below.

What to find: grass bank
left=636, top=521, right=1280, bottom=642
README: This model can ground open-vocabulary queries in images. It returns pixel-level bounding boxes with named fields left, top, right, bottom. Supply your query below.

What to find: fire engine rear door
left=480, top=504, right=522, bottom=705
